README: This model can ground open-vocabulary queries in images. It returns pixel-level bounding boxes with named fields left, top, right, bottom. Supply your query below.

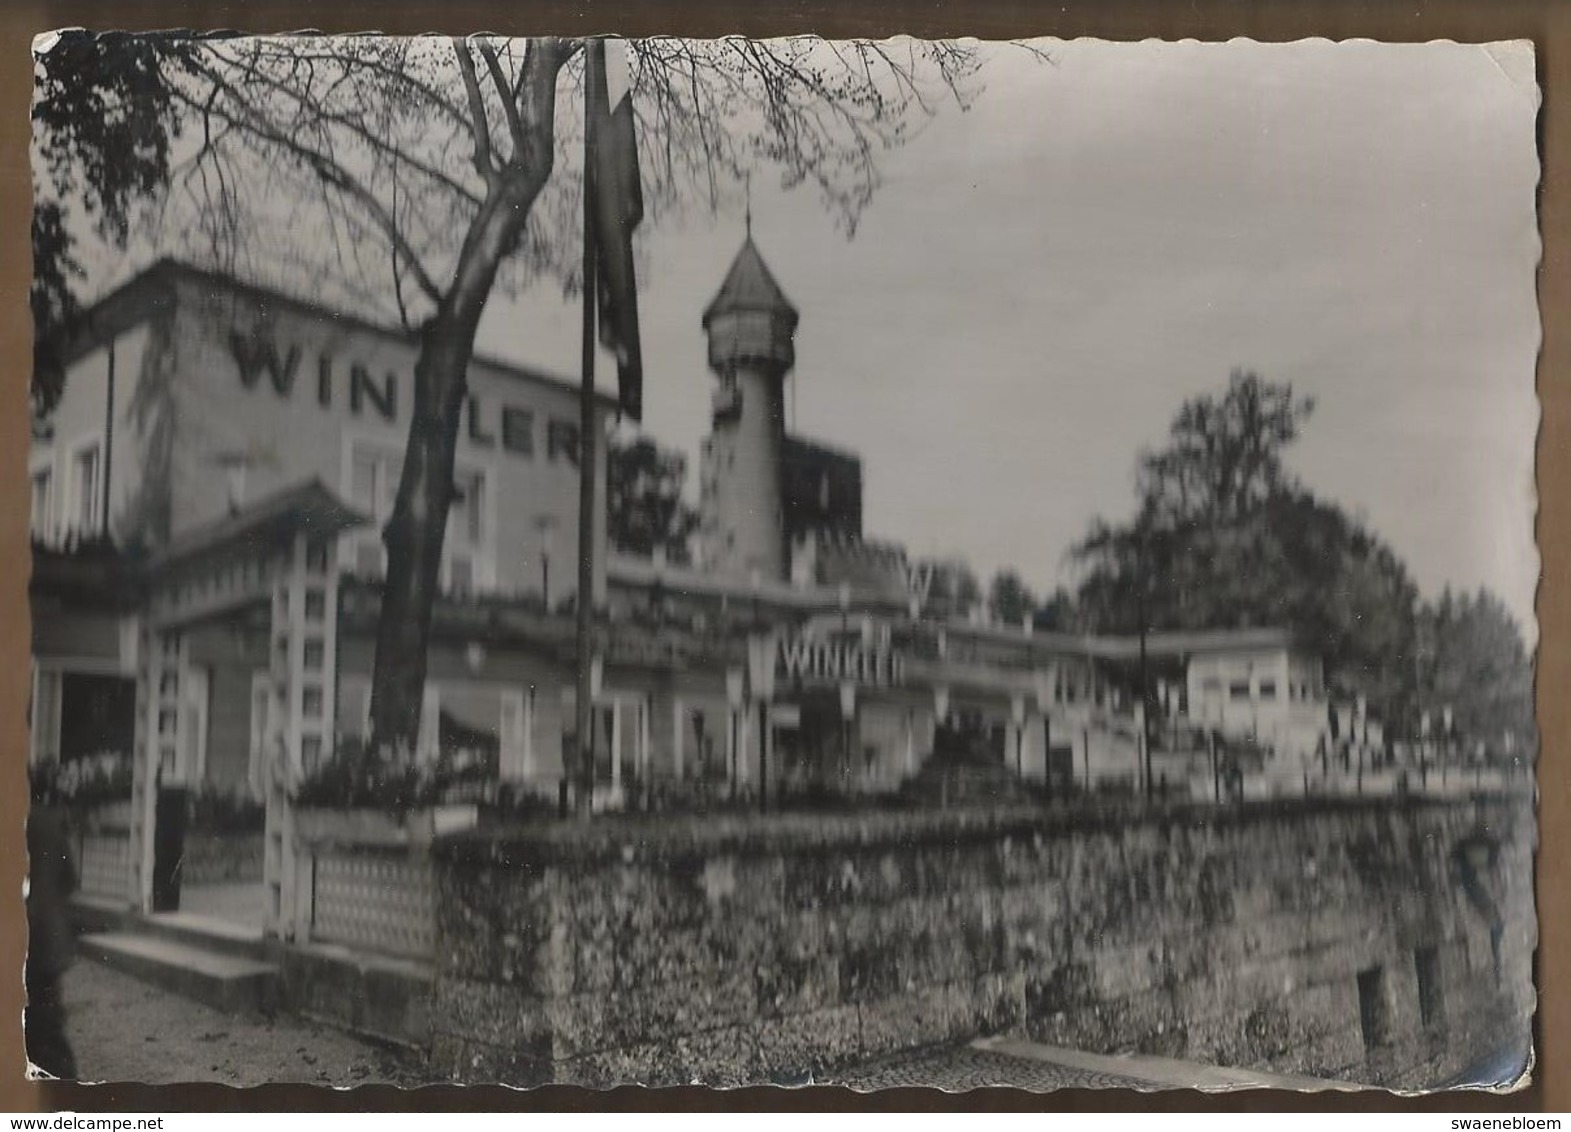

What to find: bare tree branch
left=453, top=38, right=500, bottom=186
left=477, top=38, right=527, bottom=158
left=99, top=33, right=1043, bottom=754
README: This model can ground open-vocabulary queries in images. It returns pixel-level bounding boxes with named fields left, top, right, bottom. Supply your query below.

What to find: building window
left=449, top=469, right=486, bottom=548
left=1415, top=946, right=1444, bottom=1027
left=30, top=466, right=53, bottom=542
left=1258, top=679, right=1277, bottom=701
left=448, top=555, right=475, bottom=597
left=349, top=443, right=400, bottom=521
left=501, top=406, right=534, bottom=456
left=436, top=685, right=502, bottom=776
left=1228, top=680, right=1251, bottom=701
left=249, top=673, right=272, bottom=787
left=546, top=419, right=580, bottom=465
left=72, top=442, right=103, bottom=534
left=30, top=668, right=61, bottom=764
left=1357, top=966, right=1391, bottom=1052
left=337, top=677, right=372, bottom=742
left=354, top=542, right=385, bottom=578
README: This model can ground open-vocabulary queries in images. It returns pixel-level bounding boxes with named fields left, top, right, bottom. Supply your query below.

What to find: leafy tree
left=1418, top=588, right=1535, bottom=756
left=146, top=34, right=1002, bottom=754
left=31, top=31, right=189, bottom=420
left=1137, top=368, right=1314, bottom=526
left=987, top=569, right=1036, bottom=626
left=607, top=436, right=699, bottom=565
left=911, top=557, right=982, bottom=620
left=1074, top=373, right=1418, bottom=718
left=1031, top=585, right=1077, bottom=632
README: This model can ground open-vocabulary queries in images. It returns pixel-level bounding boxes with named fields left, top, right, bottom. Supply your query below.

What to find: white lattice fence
left=310, top=850, right=436, bottom=960
left=78, top=828, right=131, bottom=901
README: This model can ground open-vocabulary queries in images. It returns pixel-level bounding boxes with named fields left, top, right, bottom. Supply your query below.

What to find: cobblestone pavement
left=54, top=959, right=428, bottom=1088
left=831, top=1044, right=1158, bottom=1093
left=51, top=958, right=1353, bottom=1095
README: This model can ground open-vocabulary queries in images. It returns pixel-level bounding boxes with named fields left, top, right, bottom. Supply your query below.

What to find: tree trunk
left=366, top=303, right=481, bottom=755
left=366, top=41, right=568, bottom=758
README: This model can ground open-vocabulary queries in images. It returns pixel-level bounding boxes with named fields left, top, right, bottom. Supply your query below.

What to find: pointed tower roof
left=702, top=236, right=799, bottom=332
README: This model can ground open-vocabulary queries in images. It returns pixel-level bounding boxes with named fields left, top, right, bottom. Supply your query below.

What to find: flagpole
left=574, top=36, right=600, bottom=818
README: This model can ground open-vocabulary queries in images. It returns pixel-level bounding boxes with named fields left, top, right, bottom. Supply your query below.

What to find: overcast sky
left=476, top=38, right=1540, bottom=637
left=70, top=37, right=1538, bottom=635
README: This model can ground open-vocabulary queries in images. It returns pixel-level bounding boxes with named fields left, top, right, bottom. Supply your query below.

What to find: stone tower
left=698, top=231, right=799, bottom=583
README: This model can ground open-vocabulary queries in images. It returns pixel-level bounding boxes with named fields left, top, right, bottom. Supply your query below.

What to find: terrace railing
left=76, top=800, right=135, bottom=904
left=286, top=807, right=472, bottom=963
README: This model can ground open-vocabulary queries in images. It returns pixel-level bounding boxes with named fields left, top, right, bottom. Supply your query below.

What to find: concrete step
left=68, top=894, right=134, bottom=936
left=80, top=931, right=281, bottom=1016
left=138, top=910, right=269, bottom=961
left=279, top=941, right=433, bottom=1050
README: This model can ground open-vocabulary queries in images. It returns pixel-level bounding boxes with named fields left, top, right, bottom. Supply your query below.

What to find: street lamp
left=725, top=667, right=746, bottom=796
left=1136, top=562, right=1152, bottom=799
left=1011, top=694, right=1026, bottom=778
left=748, top=632, right=777, bottom=811
left=839, top=681, right=857, bottom=786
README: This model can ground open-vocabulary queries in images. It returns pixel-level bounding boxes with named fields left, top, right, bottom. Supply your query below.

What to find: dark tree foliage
left=607, top=436, right=699, bottom=565
left=1138, top=368, right=1315, bottom=526
left=986, top=569, right=1036, bottom=626
left=31, top=31, right=189, bottom=419
left=912, top=558, right=982, bottom=620
left=1417, top=587, right=1535, bottom=756
left=1075, top=373, right=1421, bottom=718
left=1031, top=585, right=1077, bottom=632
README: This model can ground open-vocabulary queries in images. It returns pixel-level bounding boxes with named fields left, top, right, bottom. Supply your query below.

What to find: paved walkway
left=53, top=957, right=1358, bottom=1094
left=833, top=1037, right=1357, bottom=1094
left=832, top=1043, right=1157, bottom=1092
left=53, top=959, right=426, bottom=1087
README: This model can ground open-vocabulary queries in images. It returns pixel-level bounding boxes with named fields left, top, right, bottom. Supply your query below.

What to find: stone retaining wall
left=429, top=794, right=1535, bottom=1089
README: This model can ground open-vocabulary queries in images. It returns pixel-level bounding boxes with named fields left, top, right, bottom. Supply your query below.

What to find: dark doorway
left=59, top=673, right=136, bottom=761
left=151, top=784, right=189, bottom=913
left=933, top=708, right=1005, bottom=765
left=1357, top=966, right=1391, bottom=1052
left=1415, top=946, right=1445, bottom=1027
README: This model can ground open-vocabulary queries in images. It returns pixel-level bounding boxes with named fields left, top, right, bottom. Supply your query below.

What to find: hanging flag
left=586, top=36, right=645, bottom=421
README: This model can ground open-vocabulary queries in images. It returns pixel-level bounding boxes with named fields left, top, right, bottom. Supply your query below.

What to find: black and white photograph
left=25, top=32, right=1540, bottom=1092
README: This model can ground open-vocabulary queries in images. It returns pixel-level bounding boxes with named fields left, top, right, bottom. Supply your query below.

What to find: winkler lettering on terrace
left=26, top=32, right=1539, bottom=1091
